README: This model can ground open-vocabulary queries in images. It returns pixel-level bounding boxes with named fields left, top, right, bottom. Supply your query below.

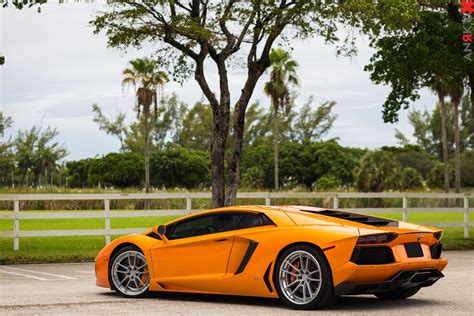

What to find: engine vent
left=316, top=210, right=399, bottom=227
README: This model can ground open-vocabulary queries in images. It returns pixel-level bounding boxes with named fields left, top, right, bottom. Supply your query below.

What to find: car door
left=225, top=212, right=277, bottom=276
left=150, top=212, right=240, bottom=286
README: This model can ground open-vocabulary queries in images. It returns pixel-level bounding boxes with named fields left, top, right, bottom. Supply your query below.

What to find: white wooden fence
left=0, top=192, right=471, bottom=251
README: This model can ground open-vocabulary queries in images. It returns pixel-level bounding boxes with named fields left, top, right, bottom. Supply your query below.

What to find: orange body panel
left=95, top=205, right=448, bottom=298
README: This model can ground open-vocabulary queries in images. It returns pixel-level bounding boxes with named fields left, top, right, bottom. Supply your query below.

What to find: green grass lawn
left=0, top=213, right=179, bottom=264
left=0, top=211, right=472, bottom=264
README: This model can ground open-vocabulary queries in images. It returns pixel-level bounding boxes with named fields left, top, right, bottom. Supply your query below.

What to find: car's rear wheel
left=274, top=245, right=336, bottom=310
left=374, top=287, right=420, bottom=300
left=109, top=246, right=150, bottom=298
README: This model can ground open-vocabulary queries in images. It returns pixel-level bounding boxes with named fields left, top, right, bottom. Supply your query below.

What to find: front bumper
left=95, top=253, right=110, bottom=288
left=335, top=268, right=444, bottom=296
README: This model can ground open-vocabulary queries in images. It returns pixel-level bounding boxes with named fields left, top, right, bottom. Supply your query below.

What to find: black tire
left=109, top=245, right=150, bottom=298
left=273, top=244, right=337, bottom=310
left=374, top=287, right=420, bottom=300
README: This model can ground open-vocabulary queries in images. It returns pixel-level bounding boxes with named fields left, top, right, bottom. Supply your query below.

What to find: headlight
left=433, top=231, right=443, bottom=241
left=356, top=233, right=398, bottom=245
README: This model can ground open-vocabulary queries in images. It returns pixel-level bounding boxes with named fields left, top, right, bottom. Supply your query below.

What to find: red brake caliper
left=290, top=261, right=300, bottom=283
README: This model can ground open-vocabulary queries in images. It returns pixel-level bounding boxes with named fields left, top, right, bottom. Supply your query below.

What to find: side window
left=212, top=213, right=241, bottom=232
left=168, top=213, right=240, bottom=240
left=235, top=213, right=274, bottom=230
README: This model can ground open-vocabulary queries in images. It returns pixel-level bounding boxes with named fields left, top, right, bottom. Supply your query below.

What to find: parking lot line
left=0, top=269, right=48, bottom=281
left=2, top=266, right=76, bottom=280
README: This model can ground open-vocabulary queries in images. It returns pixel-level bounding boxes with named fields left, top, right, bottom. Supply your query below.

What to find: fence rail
left=0, top=192, right=471, bottom=251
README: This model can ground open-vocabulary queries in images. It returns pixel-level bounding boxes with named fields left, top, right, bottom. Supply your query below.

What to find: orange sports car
left=95, top=205, right=447, bottom=310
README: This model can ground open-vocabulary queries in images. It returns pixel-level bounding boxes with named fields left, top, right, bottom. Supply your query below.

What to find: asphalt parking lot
left=0, top=250, right=473, bottom=315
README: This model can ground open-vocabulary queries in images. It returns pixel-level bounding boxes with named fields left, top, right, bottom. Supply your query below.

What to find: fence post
left=104, top=199, right=110, bottom=244
left=186, top=195, right=192, bottom=214
left=265, top=192, right=271, bottom=206
left=464, top=196, right=469, bottom=239
left=13, top=200, right=20, bottom=251
left=333, top=195, right=338, bottom=210
left=402, top=195, right=408, bottom=222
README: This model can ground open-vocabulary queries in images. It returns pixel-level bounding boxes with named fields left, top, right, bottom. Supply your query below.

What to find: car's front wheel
left=109, top=245, right=150, bottom=298
left=274, top=245, right=336, bottom=310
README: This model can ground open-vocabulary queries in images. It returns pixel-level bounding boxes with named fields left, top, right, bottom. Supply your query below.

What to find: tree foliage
left=293, top=98, right=337, bottom=143
left=12, top=125, right=68, bottom=187
left=241, top=140, right=361, bottom=190
left=150, top=147, right=210, bottom=189
left=66, top=159, right=93, bottom=188
left=264, top=48, right=299, bottom=116
left=178, top=101, right=213, bottom=152
left=401, top=167, right=424, bottom=190
left=88, top=153, right=144, bottom=188
left=354, top=150, right=402, bottom=192
left=365, top=10, right=466, bottom=123
left=396, top=99, right=473, bottom=159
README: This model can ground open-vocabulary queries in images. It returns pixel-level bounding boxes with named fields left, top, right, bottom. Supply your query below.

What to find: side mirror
left=153, top=224, right=168, bottom=242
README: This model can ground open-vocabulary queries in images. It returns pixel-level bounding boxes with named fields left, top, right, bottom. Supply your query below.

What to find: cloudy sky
left=1, top=2, right=437, bottom=160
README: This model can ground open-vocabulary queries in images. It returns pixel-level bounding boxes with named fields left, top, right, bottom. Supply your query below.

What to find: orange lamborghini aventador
left=95, top=205, right=447, bottom=310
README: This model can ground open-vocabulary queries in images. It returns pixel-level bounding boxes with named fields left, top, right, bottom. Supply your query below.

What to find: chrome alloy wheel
left=278, top=250, right=322, bottom=305
left=111, top=250, right=150, bottom=296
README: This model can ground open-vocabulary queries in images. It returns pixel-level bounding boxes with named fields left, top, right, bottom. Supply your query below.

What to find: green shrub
left=427, top=163, right=454, bottom=188
left=313, top=174, right=342, bottom=191
left=150, top=147, right=210, bottom=189
left=401, top=167, right=424, bottom=190
left=66, top=159, right=93, bottom=188
left=354, top=150, right=402, bottom=192
left=88, top=153, right=144, bottom=188
left=241, top=166, right=266, bottom=189
left=461, top=150, right=474, bottom=187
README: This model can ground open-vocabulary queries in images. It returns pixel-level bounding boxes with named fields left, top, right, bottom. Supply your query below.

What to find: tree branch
left=219, top=0, right=237, bottom=55
left=194, top=50, right=219, bottom=110
left=174, top=0, right=193, bottom=13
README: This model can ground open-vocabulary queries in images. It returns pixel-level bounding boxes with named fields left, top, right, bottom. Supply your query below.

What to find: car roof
left=161, top=205, right=338, bottom=225
left=161, top=205, right=271, bottom=226
left=165, top=205, right=331, bottom=224
left=196, top=205, right=330, bottom=214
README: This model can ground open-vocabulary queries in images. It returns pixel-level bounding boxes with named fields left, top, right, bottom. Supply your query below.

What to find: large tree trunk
left=210, top=111, right=228, bottom=208
left=438, top=96, right=450, bottom=206
left=194, top=55, right=230, bottom=208
left=273, top=104, right=279, bottom=192
left=144, top=113, right=151, bottom=209
left=225, top=65, right=267, bottom=206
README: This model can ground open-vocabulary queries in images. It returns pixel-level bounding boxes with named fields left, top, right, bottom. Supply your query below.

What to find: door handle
left=215, top=238, right=228, bottom=242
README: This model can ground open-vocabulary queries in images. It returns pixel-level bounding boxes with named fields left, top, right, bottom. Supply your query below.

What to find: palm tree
left=264, top=48, right=299, bottom=191
left=122, top=58, right=168, bottom=201
left=433, top=76, right=450, bottom=206
left=447, top=84, right=463, bottom=206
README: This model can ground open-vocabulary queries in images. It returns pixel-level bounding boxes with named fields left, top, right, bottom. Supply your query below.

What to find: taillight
left=356, top=233, right=398, bottom=245
left=433, top=231, right=443, bottom=241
